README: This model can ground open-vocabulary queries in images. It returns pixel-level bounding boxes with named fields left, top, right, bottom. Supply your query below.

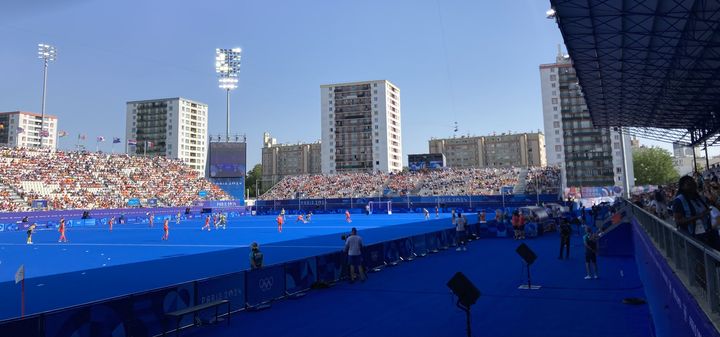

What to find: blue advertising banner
left=246, top=265, right=285, bottom=306
left=196, top=272, right=245, bottom=312
left=199, top=190, right=208, bottom=198
left=383, top=240, right=403, bottom=264
left=632, top=220, right=720, bottom=337
left=412, top=235, right=428, bottom=256
left=31, top=199, right=47, bottom=209
left=44, top=297, right=132, bottom=337
left=396, top=237, right=416, bottom=260
left=147, top=198, right=158, bottom=207
left=316, top=252, right=346, bottom=283
left=285, top=258, right=317, bottom=294
left=42, top=282, right=194, bottom=337
left=127, top=198, right=140, bottom=207
left=426, top=232, right=440, bottom=252
left=363, top=243, right=386, bottom=269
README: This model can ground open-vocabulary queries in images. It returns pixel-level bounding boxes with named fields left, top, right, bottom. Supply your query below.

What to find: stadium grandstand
left=0, top=147, right=230, bottom=211
left=259, top=167, right=560, bottom=200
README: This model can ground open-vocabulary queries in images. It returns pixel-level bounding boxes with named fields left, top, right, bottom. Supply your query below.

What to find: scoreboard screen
left=408, top=153, right=445, bottom=171
left=209, top=142, right=247, bottom=178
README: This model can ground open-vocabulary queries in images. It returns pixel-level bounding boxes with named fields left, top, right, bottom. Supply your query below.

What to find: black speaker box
left=516, top=243, right=537, bottom=265
left=446, top=272, right=480, bottom=307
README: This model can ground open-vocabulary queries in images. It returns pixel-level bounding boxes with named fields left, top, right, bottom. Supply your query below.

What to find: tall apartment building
left=428, top=132, right=546, bottom=168
left=321, top=80, right=402, bottom=173
left=540, top=48, right=634, bottom=190
left=126, top=97, right=208, bottom=173
left=261, top=132, right=321, bottom=190
left=0, top=111, right=58, bottom=149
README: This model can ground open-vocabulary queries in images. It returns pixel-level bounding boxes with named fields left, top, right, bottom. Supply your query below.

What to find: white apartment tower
left=540, top=47, right=634, bottom=191
left=0, top=111, right=58, bottom=149
left=126, top=97, right=208, bottom=173
left=321, top=80, right=402, bottom=173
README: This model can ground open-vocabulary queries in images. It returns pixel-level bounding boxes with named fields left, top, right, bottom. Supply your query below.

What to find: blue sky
left=0, top=0, right=675, bottom=167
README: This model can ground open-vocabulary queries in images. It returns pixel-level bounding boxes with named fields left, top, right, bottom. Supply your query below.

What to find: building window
left=550, top=74, right=557, bottom=80
left=551, top=83, right=556, bottom=88
left=553, top=106, right=558, bottom=111
left=552, top=91, right=556, bottom=96
left=553, top=121, right=560, bottom=128
left=551, top=98, right=558, bottom=104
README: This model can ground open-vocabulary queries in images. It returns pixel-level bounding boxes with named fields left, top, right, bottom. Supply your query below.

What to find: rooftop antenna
left=454, top=121, right=459, bottom=134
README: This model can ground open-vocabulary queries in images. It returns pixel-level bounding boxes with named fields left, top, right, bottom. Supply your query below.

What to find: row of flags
left=0, top=126, right=154, bottom=148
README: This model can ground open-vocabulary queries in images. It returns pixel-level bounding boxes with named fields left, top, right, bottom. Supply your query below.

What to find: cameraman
left=344, top=227, right=366, bottom=283
left=249, top=242, right=264, bottom=270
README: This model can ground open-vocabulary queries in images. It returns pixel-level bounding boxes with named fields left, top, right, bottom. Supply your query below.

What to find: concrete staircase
left=514, top=169, right=529, bottom=194
left=0, top=181, right=29, bottom=209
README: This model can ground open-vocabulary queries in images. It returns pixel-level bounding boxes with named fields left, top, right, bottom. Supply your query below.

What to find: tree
left=245, top=164, right=263, bottom=198
left=633, top=147, right=679, bottom=185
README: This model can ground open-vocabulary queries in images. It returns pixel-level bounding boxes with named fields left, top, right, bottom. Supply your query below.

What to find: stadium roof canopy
left=549, top=0, right=720, bottom=147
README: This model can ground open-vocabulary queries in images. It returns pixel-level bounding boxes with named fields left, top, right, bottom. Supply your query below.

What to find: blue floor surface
left=0, top=213, right=458, bottom=320
left=185, top=234, right=654, bottom=337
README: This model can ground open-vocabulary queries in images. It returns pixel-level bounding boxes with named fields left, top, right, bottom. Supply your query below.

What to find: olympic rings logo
left=258, top=277, right=274, bottom=292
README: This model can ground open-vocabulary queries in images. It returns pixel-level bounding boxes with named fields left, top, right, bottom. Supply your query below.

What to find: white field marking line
left=0, top=242, right=247, bottom=248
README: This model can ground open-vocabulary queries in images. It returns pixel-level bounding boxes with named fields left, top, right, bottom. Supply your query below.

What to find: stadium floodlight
left=37, top=43, right=57, bottom=148
left=215, top=48, right=242, bottom=142
left=546, top=8, right=556, bottom=19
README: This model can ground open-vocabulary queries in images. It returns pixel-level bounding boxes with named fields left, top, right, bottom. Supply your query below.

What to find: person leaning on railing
left=673, top=175, right=720, bottom=249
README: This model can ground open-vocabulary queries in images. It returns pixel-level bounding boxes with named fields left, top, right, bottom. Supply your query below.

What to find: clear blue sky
left=1, top=0, right=667, bottom=167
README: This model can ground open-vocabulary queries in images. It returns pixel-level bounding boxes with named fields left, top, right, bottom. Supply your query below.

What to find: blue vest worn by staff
left=674, top=194, right=711, bottom=235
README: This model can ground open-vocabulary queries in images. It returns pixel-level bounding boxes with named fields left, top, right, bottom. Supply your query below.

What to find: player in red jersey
left=162, top=218, right=169, bottom=240
left=345, top=210, right=352, bottom=223
left=58, top=217, right=67, bottom=243
left=108, top=216, right=115, bottom=231
left=202, top=215, right=211, bottom=231
left=296, top=214, right=306, bottom=223
left=277, top=214, right=284, bottom=233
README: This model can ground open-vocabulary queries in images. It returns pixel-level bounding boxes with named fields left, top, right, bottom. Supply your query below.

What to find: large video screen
left=408, top=153, right=445, bottom=171
left=209, top=142, right=246, bottom=178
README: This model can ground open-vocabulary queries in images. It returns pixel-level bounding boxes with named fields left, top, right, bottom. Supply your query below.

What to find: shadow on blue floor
left=184, top=233, right=653, bottom=337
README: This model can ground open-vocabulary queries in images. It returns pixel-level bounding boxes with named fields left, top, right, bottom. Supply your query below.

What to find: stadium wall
left=255, top=194, right=560, bottom=214
left=0, top=204, right=247, bottom=233
left=0, top=215, right=481, bottom=337
left=631, top=218, right=720, bottom=337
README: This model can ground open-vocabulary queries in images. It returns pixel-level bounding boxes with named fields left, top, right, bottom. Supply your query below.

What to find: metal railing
left=628, top=201, right=720, bottom=318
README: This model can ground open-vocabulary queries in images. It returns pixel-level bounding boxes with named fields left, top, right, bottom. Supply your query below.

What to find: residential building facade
left=320, top=80, right=402, bottom=173
left=0, top=111, right=58, bottom=149
left=540, top=48, right=634, bottom=191
left=261, top=132, right=321, bottom=190
left=428, top=132, right=546, bottom=168
left=125, top=97, right=208, bottom=173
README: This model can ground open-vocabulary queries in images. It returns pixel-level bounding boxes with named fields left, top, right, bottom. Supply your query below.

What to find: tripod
left=456, top=300, right=471, bottom=337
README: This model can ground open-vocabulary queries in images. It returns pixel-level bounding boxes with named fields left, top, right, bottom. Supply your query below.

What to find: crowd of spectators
left=0, top=147, right=230, bottom=212
left=385, top=171, right=423, bottom=196
left=525, top=166, right=561, bottom=194
left=259, top=172, right=386, bottom=200
left=417, top=168, right=520, bottom=196
left=261, top=167, right=532, bottom=200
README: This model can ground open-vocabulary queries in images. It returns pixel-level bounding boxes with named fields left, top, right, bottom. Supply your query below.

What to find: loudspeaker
left=446, top=272, right=480, bottom=308
left=516, top=243, right=537, bottom=265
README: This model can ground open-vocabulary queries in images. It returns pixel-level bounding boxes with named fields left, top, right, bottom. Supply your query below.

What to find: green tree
left=633, top=147, right=679, bottom=185
left=245, top=164, right=263, bottom=198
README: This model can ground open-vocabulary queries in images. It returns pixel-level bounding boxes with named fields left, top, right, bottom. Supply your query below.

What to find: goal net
left=368, top=201, right=392, bottom=215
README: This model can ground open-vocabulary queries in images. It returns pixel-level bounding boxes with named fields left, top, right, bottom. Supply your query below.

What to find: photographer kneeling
left=344, top=227, right=366, bottom=283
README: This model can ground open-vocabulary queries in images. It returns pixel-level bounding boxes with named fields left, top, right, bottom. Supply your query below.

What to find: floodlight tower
left=215, top=48, right=242, bottom=142
left=38, top=43, right=57, bottom=148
